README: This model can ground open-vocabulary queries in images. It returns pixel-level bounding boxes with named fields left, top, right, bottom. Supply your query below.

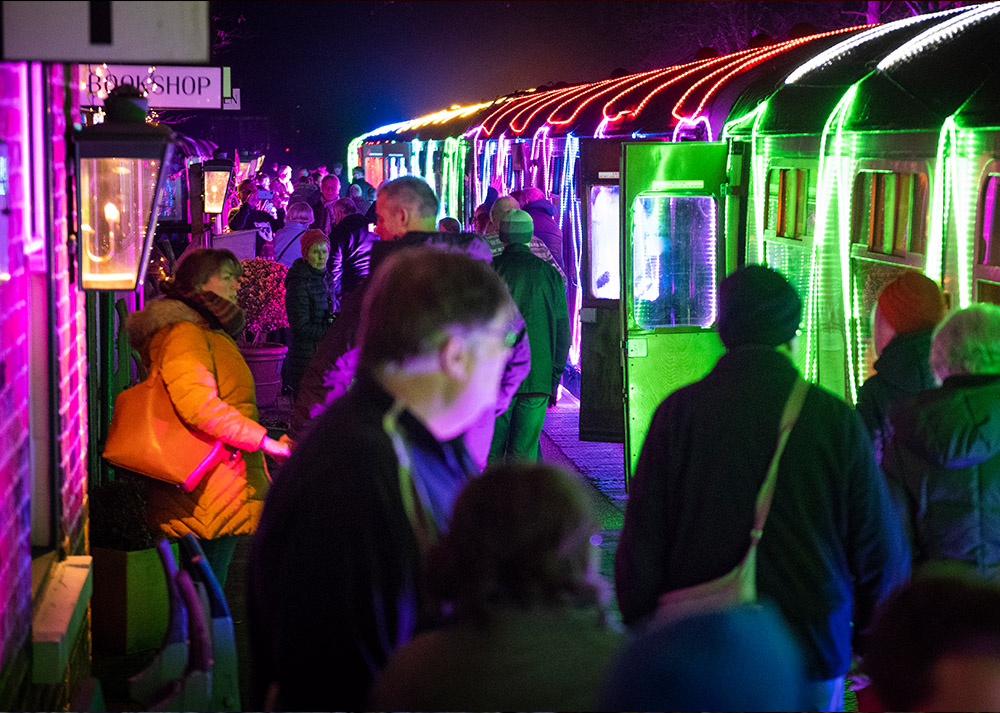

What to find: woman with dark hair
left=369, top=463, right=622, bottom=711
left=125, top=248, right=289, bottom=585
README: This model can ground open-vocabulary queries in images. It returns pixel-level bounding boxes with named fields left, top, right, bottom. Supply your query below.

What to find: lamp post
left=74, top=87, right=176, bottom=291
left=201, top=154, right=234, bottom=215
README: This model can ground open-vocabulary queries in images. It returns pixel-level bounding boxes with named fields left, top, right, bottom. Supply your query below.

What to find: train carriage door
left=622, top=142, right=730, bottom=485
left=578, top=138, right=624, bottom=443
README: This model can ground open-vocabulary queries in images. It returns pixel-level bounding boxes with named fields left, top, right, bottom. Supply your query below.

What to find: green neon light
left=411, top=139, right=423, bottom=177
left=748, top=100, right=770, bottom=264
left=832, top=84, right=861, bottom=404
left=443, top=136, right=465, bottom=221
left=722, top=101, right=767, bottom=140
left=953, top=124, right=980, bottom=308
left=927, top=119, right=953, bottom=284
left=347, top=136, right=364, bottom=174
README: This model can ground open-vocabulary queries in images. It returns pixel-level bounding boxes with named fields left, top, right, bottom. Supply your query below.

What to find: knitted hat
left=599, top=603, right=807, bottom=711
left=300, top=229, right=329, bottom=257
left=717, top=265, right=801, bottom=349
left=499, top=209, right=533, bottom=244
left=877, top=272, right=946, bottom=335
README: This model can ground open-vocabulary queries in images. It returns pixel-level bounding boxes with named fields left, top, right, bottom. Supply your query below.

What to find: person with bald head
left=374, top=176, right=439, bottom=240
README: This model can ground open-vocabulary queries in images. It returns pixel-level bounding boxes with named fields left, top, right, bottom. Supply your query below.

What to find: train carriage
left=349, top=4, right=1000, bottom=484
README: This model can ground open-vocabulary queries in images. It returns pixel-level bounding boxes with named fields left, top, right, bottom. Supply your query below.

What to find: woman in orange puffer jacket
left=126, top=248, right=289, bottom=586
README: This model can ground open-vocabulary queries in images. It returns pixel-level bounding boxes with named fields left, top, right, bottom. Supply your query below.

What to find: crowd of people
left=128, top=161, right=1000, bottom=711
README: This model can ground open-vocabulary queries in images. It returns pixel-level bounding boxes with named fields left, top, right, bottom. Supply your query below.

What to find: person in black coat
left=328, top=197, right=377, bottom=303
left=856, top=271, right=946, bottom=462
left=283, top=229, right=334, bottom=395
left=615, top=265, right=910, bottom=712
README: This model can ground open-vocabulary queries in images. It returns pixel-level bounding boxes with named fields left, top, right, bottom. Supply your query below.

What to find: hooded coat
left=855, top=330, right=937, bottom=463
left=884, top=374, right=1000, bottom=580
left=125, top=298, right=269, bottom=539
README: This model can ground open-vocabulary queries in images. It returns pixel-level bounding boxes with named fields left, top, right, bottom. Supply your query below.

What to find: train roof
left=751, top=7, right=971, bottom=136
left=844, top=2, right=1000, bottom=131
left=356, top=23, right=875, bottom=146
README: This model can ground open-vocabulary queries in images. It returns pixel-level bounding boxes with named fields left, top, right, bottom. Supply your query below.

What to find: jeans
left=488, top=394, right=549, bottom=465
left=197, top=535, right=240, bottom=589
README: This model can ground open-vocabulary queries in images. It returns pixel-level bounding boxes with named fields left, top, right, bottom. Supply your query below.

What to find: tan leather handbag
left=103, top=363, right=231, bottom=492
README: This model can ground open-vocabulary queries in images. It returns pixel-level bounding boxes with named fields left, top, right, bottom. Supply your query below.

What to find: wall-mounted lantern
left=74, top=86, right=176, bottom=291
left=201, top=153, right=234, bottom=214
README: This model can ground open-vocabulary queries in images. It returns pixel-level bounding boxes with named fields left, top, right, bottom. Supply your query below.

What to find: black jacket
left=615, top=347, right=910, bottom=680
left=329, top=213, right=376, bottom=302
left=856, top=330, right=936, bottom=462
left=884, top=374, right=1000, bottom=579
left=283, top=258, right=333, bottom=391
left=248, top=374, right=477, bottom=710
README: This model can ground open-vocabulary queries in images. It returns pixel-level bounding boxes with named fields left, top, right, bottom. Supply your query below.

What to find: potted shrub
left=236, top=257, right=290, bottom=407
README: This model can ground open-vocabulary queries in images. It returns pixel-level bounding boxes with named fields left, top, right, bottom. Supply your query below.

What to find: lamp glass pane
left=79, top=155, right=161, bottom=290
left=204, top=169, right=230, bottom=213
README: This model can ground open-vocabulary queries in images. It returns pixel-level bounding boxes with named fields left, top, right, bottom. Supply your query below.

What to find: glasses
left=480, top=323, right=519, bottom=349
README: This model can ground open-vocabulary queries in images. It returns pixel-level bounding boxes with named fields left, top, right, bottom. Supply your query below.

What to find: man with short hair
left=350, top=165, right=377, bottom=202
left=488, top=209, right=570, bottom=464
left=249, top=247, right=516, bottom=710
left=614, top=265, right=910, bottom=712
left=374, top=175, right=439, bottom=240
left=318, top=174, right=343, bottom=234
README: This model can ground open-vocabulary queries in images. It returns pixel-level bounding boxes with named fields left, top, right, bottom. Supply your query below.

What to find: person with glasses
left=248, top=247, right=517, bottom=711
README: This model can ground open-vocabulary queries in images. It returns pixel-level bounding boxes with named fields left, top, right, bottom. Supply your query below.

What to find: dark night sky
left=207, top=1, right=643, bottom=169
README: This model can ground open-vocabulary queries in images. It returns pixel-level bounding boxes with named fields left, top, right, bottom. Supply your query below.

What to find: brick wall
left=0, top=62, right=92, bottom=709
left=0, top=60, right=37, bottom=711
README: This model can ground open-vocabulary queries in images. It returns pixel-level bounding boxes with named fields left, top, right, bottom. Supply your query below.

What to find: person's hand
left=262, top=435, right=291, bottom=463
left=549, top=391, right=559, bottom=408
left=277, top=433, right=295, bottom=451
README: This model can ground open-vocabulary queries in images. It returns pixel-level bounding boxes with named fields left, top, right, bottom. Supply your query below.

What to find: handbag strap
left=276, top=229, right=307, bottom=263
left=750, top=376, right=809, bottom=543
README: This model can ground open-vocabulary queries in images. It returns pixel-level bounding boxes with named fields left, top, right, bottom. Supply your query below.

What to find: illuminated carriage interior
left=350, top=4, right=1000, bottom=453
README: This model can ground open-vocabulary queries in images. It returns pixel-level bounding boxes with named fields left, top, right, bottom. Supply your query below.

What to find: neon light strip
left=549, top=67, right=675, bottom=127
left=605, top=57, right=725, bottom=122
left=785, top=7, right=968, bottom=84
left=878, top=2, right=1000, bottom=71
left=347, top=137, right=365, bottom=174
left=834, top=86, right=861, bottom=403
left=512, top=82, right=599, bottom=134
left=953, top=124, right=979, bottom=307
left=926, top=119, right=952, bottom=284
left=672, top=115, right=713, bottom=142
left=483, top=89, right=565, bottom=136
left=677, top=26, right=869, bottom=120
left=507, top=86, right=580, bottom=135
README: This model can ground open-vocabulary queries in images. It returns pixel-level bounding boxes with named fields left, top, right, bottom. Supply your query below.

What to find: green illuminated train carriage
left=731, top=3, right=1000, bottom=408
left=725, top=8, right=971, bottom=401
left=348, top=3, right=1000, bottom=485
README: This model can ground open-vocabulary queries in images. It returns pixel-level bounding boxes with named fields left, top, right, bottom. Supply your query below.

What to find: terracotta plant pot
left=240, top=342, right=288, bottom=407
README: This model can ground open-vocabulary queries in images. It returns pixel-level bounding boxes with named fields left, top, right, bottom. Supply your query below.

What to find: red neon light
left=674, top=25, right=871, bottom=119
left=510, top=84, right=590, bottom=135
left=546, top=69, right=660, bottom=127
left=606, top=54, right=738, bottom=122
left=482, top=95, right=545, bottom=136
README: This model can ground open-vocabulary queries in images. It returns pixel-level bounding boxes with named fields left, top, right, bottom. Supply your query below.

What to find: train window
left=589, top=185, right=620, bottom=300
left=978, top=280, right=1000, bottom=306
left=630, top=194, right=716, bottom=330
left=852, top=171, right=928, bottom=256
left=978, top=174, right=1000, bottom=267
left=765, top=168, right=810, bottom=239
left=364, top=157, right=383, bottom=190
left=550, top=156, right=564, bottom=194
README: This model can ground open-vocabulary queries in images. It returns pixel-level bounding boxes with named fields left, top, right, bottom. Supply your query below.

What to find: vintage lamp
left=201, top=154, right=234, bottom=214
left=74, top=88, right=176, bottom=291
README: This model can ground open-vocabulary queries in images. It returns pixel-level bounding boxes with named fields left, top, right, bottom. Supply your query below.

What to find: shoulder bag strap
left=276, top=229, right=307, bottom=263
left=750, top=376, right=809, bottom=543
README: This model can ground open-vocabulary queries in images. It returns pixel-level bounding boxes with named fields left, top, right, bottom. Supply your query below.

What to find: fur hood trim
left=126, top=298, right=206, bottom=362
